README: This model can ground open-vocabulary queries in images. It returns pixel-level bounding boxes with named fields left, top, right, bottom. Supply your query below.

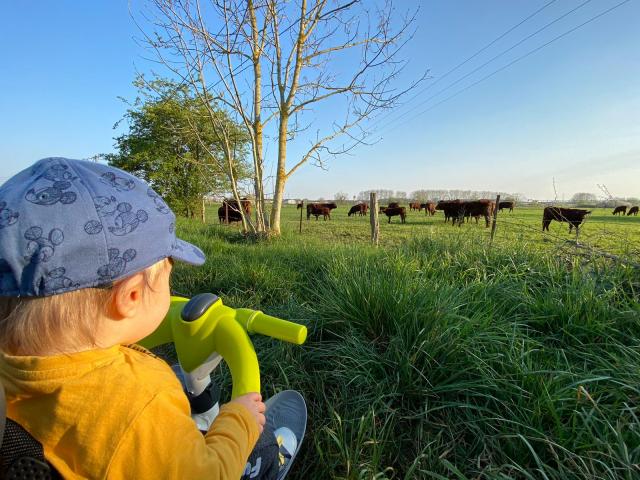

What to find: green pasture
left=210, top=203, right=640, bottom=257
left=165, top=204, right=640, bottom=479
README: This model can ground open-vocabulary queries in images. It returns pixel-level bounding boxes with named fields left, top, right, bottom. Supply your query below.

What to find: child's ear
left=109, top=273, right=145, bottom=320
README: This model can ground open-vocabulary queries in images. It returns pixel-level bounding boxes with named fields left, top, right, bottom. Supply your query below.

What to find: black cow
left=435, top=200, right=461, bottom=223
left=218, top=205, right=242, bottom=224
left=543, top=207, right=591, bottom=233
left=498, top=201, right=515, bottom=212
left=613, top=206, right=627, bottom=216
left=627, top=206, right=639, bottom=216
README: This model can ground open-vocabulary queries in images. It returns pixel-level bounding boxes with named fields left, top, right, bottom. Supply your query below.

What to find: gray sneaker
left=265, top=391, right=307, bottom=479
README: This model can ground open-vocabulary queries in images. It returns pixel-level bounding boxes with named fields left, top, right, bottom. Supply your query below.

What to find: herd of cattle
left=217, top=198, right=639, bottom=233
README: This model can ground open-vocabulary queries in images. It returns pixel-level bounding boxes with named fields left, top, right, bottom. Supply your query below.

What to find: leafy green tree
left=107, top=77, right=250, bottom=218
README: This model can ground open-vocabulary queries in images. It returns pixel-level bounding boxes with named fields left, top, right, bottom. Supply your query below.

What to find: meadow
left=167, top=204, right=640, bottom=479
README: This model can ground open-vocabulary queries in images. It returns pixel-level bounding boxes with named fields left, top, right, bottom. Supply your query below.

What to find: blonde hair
left=0, top=259, right=170, bottom=356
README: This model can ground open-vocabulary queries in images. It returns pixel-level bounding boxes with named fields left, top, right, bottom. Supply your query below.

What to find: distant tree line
left=570, top=192, right=639, bottom=207
left=356, top=189, right=520, bottom=203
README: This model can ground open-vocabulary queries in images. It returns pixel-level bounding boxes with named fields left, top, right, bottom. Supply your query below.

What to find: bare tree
left=334, top=191, right=348, bottom=201
left=136, top=0, right=421, bottom=235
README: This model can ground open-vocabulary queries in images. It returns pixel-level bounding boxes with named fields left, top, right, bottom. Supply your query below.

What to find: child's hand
left=231, top=392, right=266, bottom=433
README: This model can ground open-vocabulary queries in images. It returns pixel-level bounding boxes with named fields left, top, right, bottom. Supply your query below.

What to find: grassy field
left=166, top=204, right=640, bottom=479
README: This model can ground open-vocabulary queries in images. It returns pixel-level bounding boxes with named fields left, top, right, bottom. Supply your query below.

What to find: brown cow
left=461, top=200, right=494, bottom=228
left=498, top=201, right=515, bottom=212
left=421, top=202, right=436, bottom=216
left=613, top=206, right=627, bottom=216
left=627, top=206, right=639, bottom=216
left=348, top=203, right=368, bottom=217
left=543, top=207, right=591, bottom=233
left=380, top=206, right=406, bottom=223
left=409, top=202, right=422, bottom=212
left=296, top=202, right=304, bottom=210
left=307, top=202, right=337, bottom=220
left=307, top=204, right=332, bottom=220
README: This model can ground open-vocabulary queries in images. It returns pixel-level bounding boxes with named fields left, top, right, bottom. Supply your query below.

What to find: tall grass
left=171, top=220, right=640, bottom=479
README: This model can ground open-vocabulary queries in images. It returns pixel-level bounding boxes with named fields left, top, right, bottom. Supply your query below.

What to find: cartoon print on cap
left=148, top=187, right=170, bottom=214
left=25, top=181, right=77, bottom=206
left=97, top=248, right=136, bottom=280
left=108, top=203, right=148, bottom=236
left=40, top=164, right=76, bottom=182
left=100, top=172, right=135, bottom=192
left=44, top=267, right=78, bottom=293
left=84, top=220, right=103, bottom=235
left=0, top=201, right=19, bottom=228
left=23, top=226, right=64, bottom=264
left=94, top=195, right=118, bottom=217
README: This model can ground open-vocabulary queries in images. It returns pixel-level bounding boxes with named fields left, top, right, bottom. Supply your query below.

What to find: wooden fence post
left=201, top=196, right=206, bottom=224
left=299, top=200, right=304, bottom=234
left=225, top=201, right=229, bottom=224
left=489, top=194, right=500, bottom=246
left=370, top=192, right=379, bottom=246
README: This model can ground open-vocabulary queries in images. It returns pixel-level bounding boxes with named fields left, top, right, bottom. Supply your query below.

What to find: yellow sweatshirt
left=0, top=344, right=260, bottom=479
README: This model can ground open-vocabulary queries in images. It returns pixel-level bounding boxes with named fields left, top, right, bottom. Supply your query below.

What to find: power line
left=367, top=0, right=560, bottom=131
left=379, top=0, right=595, bottom=133
left=383, top=0, right=632, bottom=134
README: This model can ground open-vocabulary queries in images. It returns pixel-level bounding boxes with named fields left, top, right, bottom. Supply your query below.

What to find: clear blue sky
left=1, top=1, right=639, bottom=200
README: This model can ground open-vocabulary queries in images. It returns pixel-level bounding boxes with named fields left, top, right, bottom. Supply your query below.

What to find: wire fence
left=202, top=200, right=640, bottom=269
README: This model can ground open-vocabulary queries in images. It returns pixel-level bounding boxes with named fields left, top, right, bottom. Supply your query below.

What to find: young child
left=0, top=158, right=285, bottom=479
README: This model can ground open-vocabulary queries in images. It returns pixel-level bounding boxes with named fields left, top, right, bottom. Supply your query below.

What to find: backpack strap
left=0, top=384, right=60, bottom=479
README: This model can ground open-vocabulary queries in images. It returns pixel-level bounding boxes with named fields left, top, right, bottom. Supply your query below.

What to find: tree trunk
left=249, top=0, right=266, bottom=234
left=270, top=113, right=289, bottom=235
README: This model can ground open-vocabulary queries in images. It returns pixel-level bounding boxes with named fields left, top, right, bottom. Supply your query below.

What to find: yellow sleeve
left=107, top=389, right=261, bottom=480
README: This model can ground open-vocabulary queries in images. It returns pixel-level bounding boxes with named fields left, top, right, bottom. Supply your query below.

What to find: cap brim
left=170, top=238, right=206, bottom=266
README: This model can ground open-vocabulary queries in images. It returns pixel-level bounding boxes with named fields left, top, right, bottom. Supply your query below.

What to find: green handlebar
left=236, top=309, right=308, bottom=345
left=139, top=295, right=307, bottom=399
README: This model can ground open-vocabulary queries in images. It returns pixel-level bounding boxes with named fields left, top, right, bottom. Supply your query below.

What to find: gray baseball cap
left=0, top=158, right=205, bottom=297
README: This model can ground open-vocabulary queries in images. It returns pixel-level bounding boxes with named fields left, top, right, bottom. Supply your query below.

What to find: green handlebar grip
left=236, top=309, right=307, bottom=345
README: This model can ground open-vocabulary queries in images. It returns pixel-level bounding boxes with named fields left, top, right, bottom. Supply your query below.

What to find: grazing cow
left=296, top=202, right=304, bottom=210
left=348, top=203, right=368, bottom=217
left=435, top=200, right=493, bottom=227
left=222, top=198, right=251, bottom=216
left=306, top=202, right=337, bottom=220
left=613, top=206, right=627, bottom=216
left=542, top=207, right=591, bottom=233
left=307, top=204, right=332, bottom=220
left=627, top=206, right=639, bottom=216
left=218, top=205, right=242, bottom=224
left=435, top=200, right=462, bottom=223
left=380, top=206, right=406, bottom=223
left=461, top=200, right=494, bottom=228
left=313, top=206, right=331, bottom=220
left=421, top=202, right=436, bottom=216
left=498, top=201, right=515, bottom=212
left=409, top=202, right=422, bottom=212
